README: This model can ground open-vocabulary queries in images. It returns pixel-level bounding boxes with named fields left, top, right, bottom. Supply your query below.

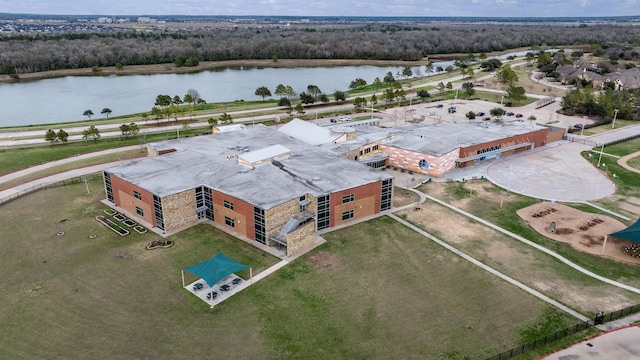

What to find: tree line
left=3, top=23, right=640, bottom=74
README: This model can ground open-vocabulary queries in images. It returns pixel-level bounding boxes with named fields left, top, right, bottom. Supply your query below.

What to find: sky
left=0, top=0, right=638, bottom=18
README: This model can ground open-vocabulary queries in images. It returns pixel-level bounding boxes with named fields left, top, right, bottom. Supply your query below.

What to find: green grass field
left=0, top=179, right=579, bottom=360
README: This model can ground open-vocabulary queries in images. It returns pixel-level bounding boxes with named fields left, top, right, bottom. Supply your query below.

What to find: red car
left=515, top=113, right=523, bottom=118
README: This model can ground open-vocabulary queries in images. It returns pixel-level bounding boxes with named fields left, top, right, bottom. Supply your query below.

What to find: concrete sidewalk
left=538, top=325, right=640, bottom=360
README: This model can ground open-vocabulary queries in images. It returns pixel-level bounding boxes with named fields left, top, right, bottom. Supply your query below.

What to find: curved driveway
left=486, top=125, right=640, bottom=202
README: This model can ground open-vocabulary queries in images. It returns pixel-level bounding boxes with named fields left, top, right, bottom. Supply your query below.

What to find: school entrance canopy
left=182, top=252, right=249, bottom=287
left=609, top=217, right=640, bottom=243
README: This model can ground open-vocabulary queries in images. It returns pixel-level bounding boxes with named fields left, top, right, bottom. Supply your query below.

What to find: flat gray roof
left=316, top=122, right=544, bottom=157
left=384, top=122, right=546, bottom=156
left=106, top=125, right=392, bottom=210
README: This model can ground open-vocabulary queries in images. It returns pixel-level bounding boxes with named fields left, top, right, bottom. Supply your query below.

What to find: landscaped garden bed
left=113, top=213, right=127, bottom=221
left=104, top=209, right=118, bottom=216
left=133, top=225, right=147, bottom=234
left=95, top=216, right=129, bottom=236
left=122, top=219, right=137, bottom=227
left=146, top=240, right=173, bottom=250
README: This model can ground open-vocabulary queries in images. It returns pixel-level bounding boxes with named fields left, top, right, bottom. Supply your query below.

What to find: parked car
left=573, top=124, right=585, bottom=129
left=483, top=117, right=491, bottom=121
left=506, top=112, right=515, bottom=116
left=330, top=118, right=337, bottom=123
left=448, top=106, right=457, bottom=113
left=515, top=113, right=523, bottom=118
left=476, top=112, right=485, bottom=116
left=436, top=104, right=444, bottom=108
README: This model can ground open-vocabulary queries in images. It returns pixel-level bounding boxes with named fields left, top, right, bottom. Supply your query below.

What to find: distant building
left=97, top=17, right=113, bottom=24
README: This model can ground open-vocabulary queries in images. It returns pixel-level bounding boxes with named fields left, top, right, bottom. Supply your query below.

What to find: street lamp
left=597, top=143, right=605, bottom=168
left=611, top=109, right=619, bottom=129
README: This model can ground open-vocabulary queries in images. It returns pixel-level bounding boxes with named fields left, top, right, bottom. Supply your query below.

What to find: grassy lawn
left=418, top=180, right=640, bottom=291
left=583, top=138, right=640, bottom=219
left=0, top=179, right=579, bottom=360
left=0, top=149, right=146, bottom=190
left=628, top=154, right=640, bottom=171
left=0, top=129, right=215, bottom=177
left=396, top=197, right=640, bottom=315
left=0, top=179, right=279, bottom=359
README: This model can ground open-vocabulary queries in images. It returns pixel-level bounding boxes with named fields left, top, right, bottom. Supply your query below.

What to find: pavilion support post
left=250, top=268, right=253, bottom=284
left=210, top=290, right=215, bottom=309
left=601, top=235, right=608, bottom=254
left=181, top=270, right=185, bottom=287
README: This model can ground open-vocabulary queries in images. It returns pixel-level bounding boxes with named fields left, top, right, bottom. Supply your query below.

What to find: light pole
left=611, top=109, right=619, bottom=129
left=597, top=143, right=605, bottom=168
left=500, top=95, right=504, bottom=105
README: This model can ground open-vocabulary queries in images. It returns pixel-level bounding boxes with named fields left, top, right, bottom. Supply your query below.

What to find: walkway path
left=0, top=144, right=144, bottom=184
left=390, top=213, right=589, bottom=322
left=617, top=150, right=640, bottom=175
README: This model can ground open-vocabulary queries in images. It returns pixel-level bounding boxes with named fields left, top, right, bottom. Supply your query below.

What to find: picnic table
left=232, top=278, right=242, bottom=285
left=192, top=282, right=204, bottom=291
left=207, top=292, right=218, bottom=300
left=220, top=284, right=231, bottom=292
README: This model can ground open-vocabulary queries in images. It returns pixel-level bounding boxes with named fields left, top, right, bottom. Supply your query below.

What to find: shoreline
left=0, top=58, right=428, bottom=84
left=0, top=46, right=538, bottom=83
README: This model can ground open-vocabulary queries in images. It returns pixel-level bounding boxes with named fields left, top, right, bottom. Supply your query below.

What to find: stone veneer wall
left=264, top=197, right=300, bottom=246
left=161, top=189, right=198, bottom=233
left=286, top=221, right=316, bottom=256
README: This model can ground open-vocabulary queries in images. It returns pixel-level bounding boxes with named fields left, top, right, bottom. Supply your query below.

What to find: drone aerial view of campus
left=3, top=0, right=640, bottom=359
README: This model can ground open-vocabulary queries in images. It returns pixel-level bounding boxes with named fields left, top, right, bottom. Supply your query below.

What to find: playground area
left=516, top=202, right=638, bottom=264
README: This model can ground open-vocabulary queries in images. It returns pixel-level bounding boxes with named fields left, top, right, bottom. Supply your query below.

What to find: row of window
left=341, top=210, right=354, bottom=221
left=224, top=200, right=234, bottom=210
left=342, top=194, right=354, bottom=203
left=359, top=144, right=379, bottom=156
left=476, top=144, right=502, bottom=155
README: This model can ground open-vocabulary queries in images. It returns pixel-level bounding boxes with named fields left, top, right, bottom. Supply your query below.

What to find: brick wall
left=212, top=190, right=251, bottom=239
left=108, top=173, right=156, bottom=226
left=330, top=181, right=382, bottom=227
left=458, top=128, right=549, bottom=168
left=381, top=145, right=457, bottom=177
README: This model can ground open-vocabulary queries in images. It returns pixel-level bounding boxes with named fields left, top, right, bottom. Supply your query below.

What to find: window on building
left=381, top=178, right=393, bottom=211
left=372, top=145, right=379, bottom=151
left=224, top=200, right=234, bottom=210
left=341, top=210, right=354, bottom=221
left=299, top=195, right=306, bottom=201
left=225, top=216, right=235, bottom=228
left=134, top=191, right=141, bottom=200
left=342, top=194, right=354, bottom=203
left=419, top=159, right=429, bottom=170
left=136, top=206, right=144, bottom=216
left=153, top=194, right=164, bottom=230
left=364, top=147, right=371, bottom=154
left=317, top=195, right=331, bottom=230
left=104, top=172, right=114, bottom=203
left=254, top=207, right=265, bottom=244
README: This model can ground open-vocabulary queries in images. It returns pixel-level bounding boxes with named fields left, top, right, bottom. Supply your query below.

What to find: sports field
left=0, top=180, right=577, bottom=359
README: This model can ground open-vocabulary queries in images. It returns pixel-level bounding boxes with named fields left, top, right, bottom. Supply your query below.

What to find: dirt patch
left=307, top=251, right=343, bottom=272
left=517, top=202, right=639, bottom=264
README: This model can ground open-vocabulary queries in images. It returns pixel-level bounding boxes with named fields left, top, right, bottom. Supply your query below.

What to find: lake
left=0, top=49, right=547, bottom=127
left=0, top=63, right=454, bottom=127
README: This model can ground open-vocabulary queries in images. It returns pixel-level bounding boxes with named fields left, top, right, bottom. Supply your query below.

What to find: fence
left=483, top=303, right=640, bottom=360
left=0, top=174, right=101, bottom=206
